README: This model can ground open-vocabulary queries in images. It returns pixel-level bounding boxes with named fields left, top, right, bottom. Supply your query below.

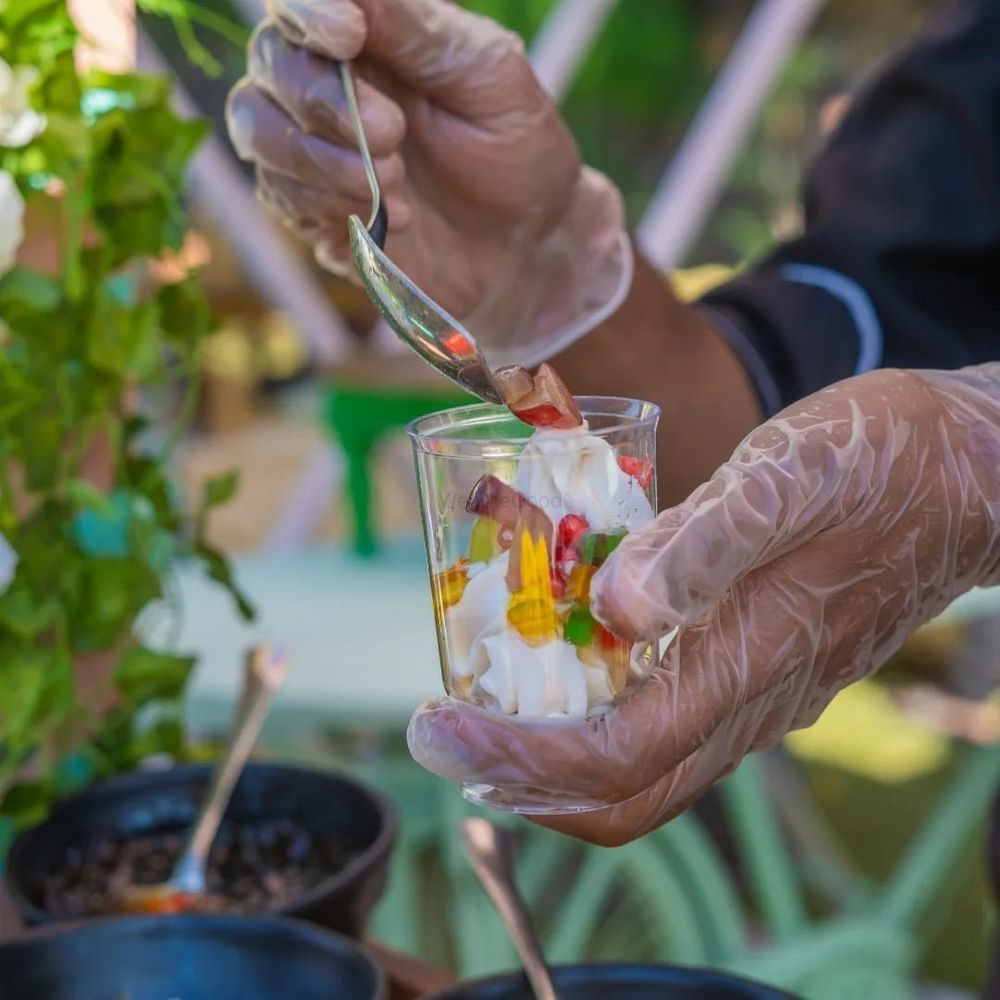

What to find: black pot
left=6, top=763, right=396, bottom=937
left=426, top=963, right=797, bottom=999
left=0, top=914, right=386, bottom=1000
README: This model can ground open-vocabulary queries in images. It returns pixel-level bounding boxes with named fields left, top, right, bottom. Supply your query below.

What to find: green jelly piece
left=564, top=607, right=597, bottom=647
left=469, top=517, right=500, bottom=563
left=577, top=529, right=627, bottom=567
left=604, top=530, right=626, bottom=557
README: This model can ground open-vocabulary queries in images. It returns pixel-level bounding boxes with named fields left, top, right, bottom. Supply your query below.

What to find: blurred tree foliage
left=465, top=0, right=709, bottom=228
left=465, top=0, right=933, bottom=265
left=0, top=0, right=251, bottom=849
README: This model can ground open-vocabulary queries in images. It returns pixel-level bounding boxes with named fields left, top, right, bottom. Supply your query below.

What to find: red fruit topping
left=510, top=403, right=566, bottom=427
left=617, top=455, right=654, bottom=490
left=555, top=513, right=590, bottom=561
left=532, top=363, right=583, bottom=426
left=443, top=328, right=475, bottom=357
left=550, top=570, right=566, bottom=599
left=500, top=362, right=583, bottom=430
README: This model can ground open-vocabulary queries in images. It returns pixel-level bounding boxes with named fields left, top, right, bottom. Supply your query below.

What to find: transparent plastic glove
left=408, top=365, right=1000, bottom=845
left=226, top=0, right=632, bottom=368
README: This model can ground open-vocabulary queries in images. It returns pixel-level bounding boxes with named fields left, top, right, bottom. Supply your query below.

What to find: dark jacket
left=700, top=0, right=1000, bottom=416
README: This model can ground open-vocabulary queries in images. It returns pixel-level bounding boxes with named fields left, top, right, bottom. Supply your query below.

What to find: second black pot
left=0, top=914, right=386, bottom=1000
left=426, top=963, right=797, bottom=999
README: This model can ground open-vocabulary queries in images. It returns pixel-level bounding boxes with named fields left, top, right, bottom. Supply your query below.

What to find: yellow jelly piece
left=507, top=596, right=559, bottom=644
left=507, top=528, right=557, bottom=644
left=566, top=563, right=596, bottom=605
left=433, top=557, right=469, bottom=619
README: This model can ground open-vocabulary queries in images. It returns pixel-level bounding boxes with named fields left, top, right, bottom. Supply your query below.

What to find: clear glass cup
left=407, top=397, right=660, bottom=813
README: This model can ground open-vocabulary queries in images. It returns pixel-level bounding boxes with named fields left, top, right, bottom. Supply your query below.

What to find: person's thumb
left=270, top=0, right=530, bottom=115
left=592, top=456, right=800, bottom=639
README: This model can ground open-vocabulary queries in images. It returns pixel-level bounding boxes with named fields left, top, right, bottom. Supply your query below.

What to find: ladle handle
left=337, top=60, right=388, bottom=249
left=177, top=646, right=290, bottom=882
left=461, top=819, right=559, bottom=1000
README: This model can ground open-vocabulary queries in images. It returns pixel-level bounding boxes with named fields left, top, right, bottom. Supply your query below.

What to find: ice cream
left=513, top=424, right=654, bottom=532
left=476, top=632, right=615, bottom=717
left=445, top=554, right=509, bottom=684
left=435, top=422, right=656, bottom=718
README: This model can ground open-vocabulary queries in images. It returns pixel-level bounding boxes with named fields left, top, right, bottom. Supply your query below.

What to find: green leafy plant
left=0, top=0, right=251, bottom=847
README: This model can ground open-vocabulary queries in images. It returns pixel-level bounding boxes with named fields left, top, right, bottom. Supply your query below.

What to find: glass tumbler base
left=461, top=782, right=614, bottom=816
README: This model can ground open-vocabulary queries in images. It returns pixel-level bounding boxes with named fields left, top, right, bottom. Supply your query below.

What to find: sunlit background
left=5, top=2, right=998, bottom=996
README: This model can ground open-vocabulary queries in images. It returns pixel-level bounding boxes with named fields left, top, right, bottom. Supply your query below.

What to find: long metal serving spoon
left=337, top=61, right=504, bottom=405
left=120, top=645, right=290, bottom=913
left=460, top=818, right=559, bottom=1000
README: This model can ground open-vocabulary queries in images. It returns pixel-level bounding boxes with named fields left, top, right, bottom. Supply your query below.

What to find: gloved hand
left=226, top=0, right=632, bottom=367
left=408, top=364, right=1000, bottom=845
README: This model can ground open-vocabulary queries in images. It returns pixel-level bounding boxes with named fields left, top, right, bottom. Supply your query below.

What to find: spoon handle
left=173, top=646, right=290, bottom=890
left=460, top=819, right=559, bottom=1000
left=337, top=60, right=388, bottom=249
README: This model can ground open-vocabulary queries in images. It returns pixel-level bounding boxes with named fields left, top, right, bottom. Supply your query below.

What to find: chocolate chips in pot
left=41, top=818, right=356, bottom=918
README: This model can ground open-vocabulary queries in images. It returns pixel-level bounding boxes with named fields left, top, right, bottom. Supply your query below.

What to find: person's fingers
left=406, top=624, right=734, bottom=803
left=528, top=756, right=704, bottom=847
left=410, top=520, right=886, bottom=828
left=228, top=80, right=405, bottom=196
left=314, top=235, right=355, bottom=277
left=507, top=568, right=835, bottom=847
left=591, top=466, right=791, bottom=640
left=256, top=184, right=325, bottom=242
left=256, top=167, right=412, bottom=232
left=592, top=391, right=880, bottom=640
left=248, top=22, right=406, bottom=156
left=271, top=0, right=533, bottom=117
left=268, top=0, right=366, bottom=60
left=256, top=167, right=357, bottom=232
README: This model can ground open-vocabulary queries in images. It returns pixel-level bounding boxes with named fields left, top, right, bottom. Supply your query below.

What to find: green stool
left=324, top=374, right=469, bottom=556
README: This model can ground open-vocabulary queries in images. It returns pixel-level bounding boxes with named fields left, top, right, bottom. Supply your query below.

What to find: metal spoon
left=120, top=645, right=290, bottom=913
left=460, top=818, right=559, bottom=1000
left=337, top=60, right=504, bottom=405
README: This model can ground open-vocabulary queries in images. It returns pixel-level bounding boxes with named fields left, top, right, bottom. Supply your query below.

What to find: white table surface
left=171, top=536, right=441, bottom=731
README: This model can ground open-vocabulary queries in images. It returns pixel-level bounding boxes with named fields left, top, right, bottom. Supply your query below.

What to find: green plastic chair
left=348, top=740, right=999, bottom=997
left=324, top=380, right=469, bottom=556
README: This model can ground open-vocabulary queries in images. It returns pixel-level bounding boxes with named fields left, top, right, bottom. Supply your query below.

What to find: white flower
left=0, top=59, right=46, bottom=147
left=0, top=532, right=17, bottom=594
left=0, top=169, right=24, bottom=276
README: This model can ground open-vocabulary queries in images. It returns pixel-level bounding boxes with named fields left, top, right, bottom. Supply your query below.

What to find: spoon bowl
left=348, top=217, right=503, bottom=403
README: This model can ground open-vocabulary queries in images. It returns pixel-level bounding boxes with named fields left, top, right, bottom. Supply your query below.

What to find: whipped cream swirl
left=445, top=424, right=654, bottom=717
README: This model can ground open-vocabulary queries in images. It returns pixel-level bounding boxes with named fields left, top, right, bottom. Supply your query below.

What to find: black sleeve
left=699, top=0, right=1000, bottom=416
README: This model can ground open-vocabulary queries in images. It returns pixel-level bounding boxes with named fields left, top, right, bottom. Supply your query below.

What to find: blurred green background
left=462, top=0, right=934, bottom=265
